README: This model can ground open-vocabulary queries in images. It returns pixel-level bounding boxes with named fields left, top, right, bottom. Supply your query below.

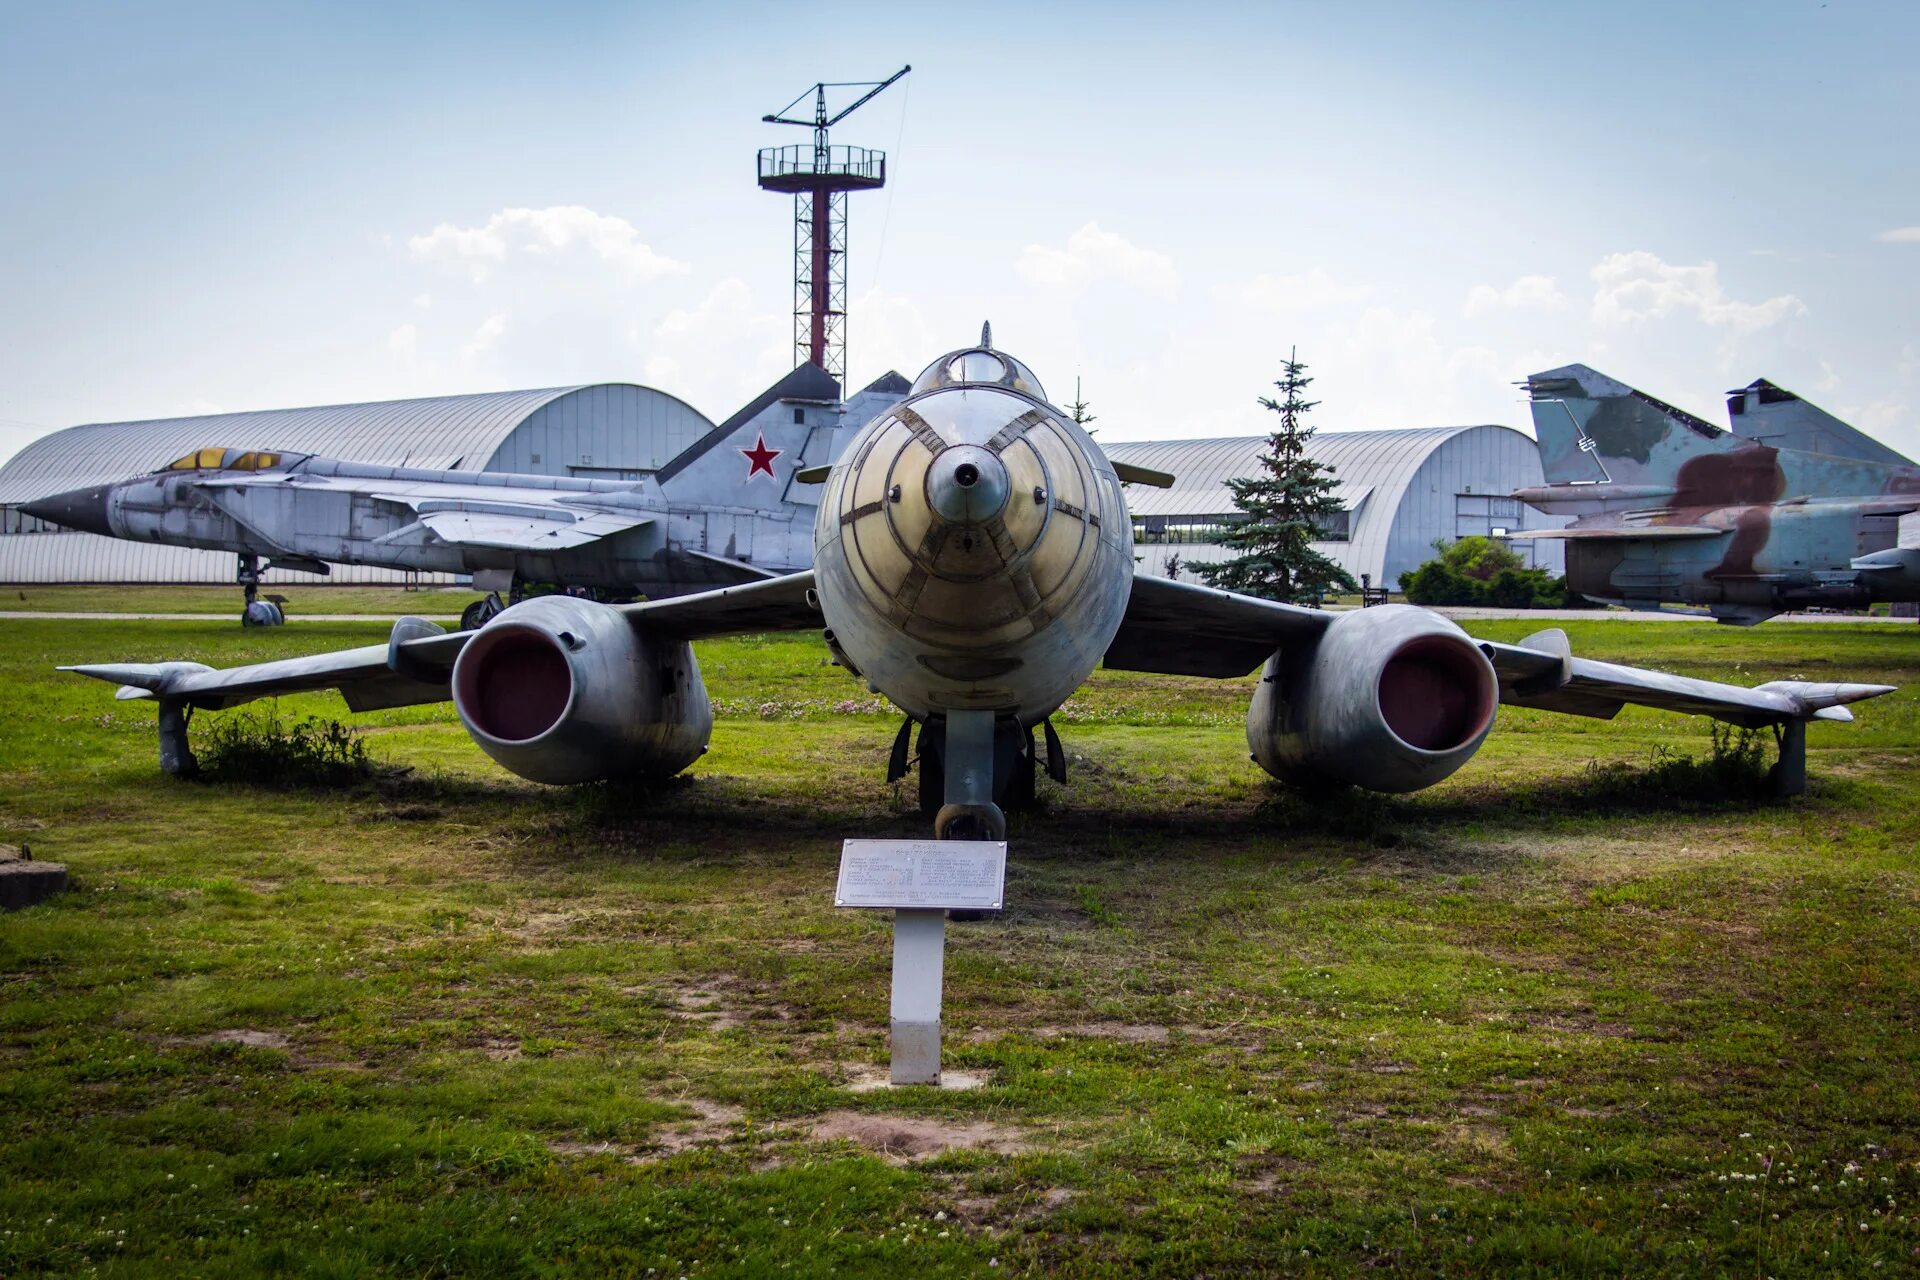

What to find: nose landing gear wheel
left=460, top=593, right=507, bottom=631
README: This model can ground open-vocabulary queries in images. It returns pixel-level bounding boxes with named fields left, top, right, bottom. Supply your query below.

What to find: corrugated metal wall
left=1107, top=425, right=1566, bottom=588
left=1382, top=425, right=1566, bottom=587
left=485, top=384, right=711, bottom=479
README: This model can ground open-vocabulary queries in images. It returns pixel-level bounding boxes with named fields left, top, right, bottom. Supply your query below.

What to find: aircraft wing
left=61, top=617, right=466, bottom=713
left=1481, top=627, right=1894, bottom=727
left=1526, top=525, right=1725, bottom=540
left=1105, top=578, right=1893, bottom=727
left=57, top=574, right=823, bottom=714
left=1104, top=574, right=1333, bottom=677
left=407, top=503, right=651, bottom=552
left=616, top=570, right=819, bottom=639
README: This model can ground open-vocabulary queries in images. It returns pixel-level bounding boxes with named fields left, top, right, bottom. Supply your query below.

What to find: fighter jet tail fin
left=1524, top=364, right=1736, bottom=489
left=1727, top=379, right=1916, bottom=467
left=654, top=364, right=843, bottom=512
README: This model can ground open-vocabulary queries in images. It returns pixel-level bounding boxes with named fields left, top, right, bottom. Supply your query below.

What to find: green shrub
left=1399, top=537, right=1589, bottom=608
left=197, top=710, right=374, bottom=788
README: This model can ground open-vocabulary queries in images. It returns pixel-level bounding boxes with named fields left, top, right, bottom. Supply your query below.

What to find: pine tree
left=1193, top=350, right=1358, bottom=602
left=1066, top=377, right=1096, bottom=436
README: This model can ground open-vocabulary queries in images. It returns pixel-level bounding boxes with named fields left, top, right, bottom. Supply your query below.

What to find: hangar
left=0, top=383, right=716, bottom=585
left=1106, top=424, right=1568, bottom=592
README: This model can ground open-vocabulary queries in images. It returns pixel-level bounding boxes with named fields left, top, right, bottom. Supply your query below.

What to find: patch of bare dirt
left=951, top=1187, right=1075, bottom=1225
left=637, top=1099, right=746, bottom=1158
left=479, top=1037, right=521, bottom=1061
left=544, top=1099, right=747, bottom=1164
left=184, top=1029, right=290, bottom=1050
left=808, top=1111, right=1030, bottom=1162
left=1239, top=1159, right=1308, bottom=1195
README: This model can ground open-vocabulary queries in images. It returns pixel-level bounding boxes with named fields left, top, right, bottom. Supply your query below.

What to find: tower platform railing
left=757, top=144, right=887, bottom=193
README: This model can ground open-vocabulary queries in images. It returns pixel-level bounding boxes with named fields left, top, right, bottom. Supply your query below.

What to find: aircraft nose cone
left=20, top=484, right=114, bottom=537
left=925, top=445, right=1009, bottom=526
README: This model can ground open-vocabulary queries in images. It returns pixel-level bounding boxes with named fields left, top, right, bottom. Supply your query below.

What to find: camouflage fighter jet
left=1515, top=365, right=1920, bottom=624
left=22, top=367, right=904, bottom=628
left=58, top=334, right=1894, bottom=828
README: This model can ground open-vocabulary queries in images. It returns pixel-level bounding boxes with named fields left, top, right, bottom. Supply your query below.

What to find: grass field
left=2, top=615, right=1918, bottom=1276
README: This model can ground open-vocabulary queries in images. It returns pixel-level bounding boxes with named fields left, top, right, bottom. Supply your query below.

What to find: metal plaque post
left=835, top=838, right=1007, bottom=1085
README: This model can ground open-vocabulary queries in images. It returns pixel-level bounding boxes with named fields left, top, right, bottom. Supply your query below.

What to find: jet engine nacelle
left=449, top=595, right=711, bottom=784
left=1247, top=605, right=1498, bottom=793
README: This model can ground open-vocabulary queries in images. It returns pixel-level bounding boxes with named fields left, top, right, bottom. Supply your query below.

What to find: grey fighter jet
left=60, top=333, right=1895, bottom=837
left=1515, top=365, right=1920, bottom=624
left=23, top=366, right=899, bottom=628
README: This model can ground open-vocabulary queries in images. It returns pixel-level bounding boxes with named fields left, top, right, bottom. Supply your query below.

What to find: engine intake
left=450, top=595, right=710, bottom=784
left=1248, top=605, right=1497, bottom=793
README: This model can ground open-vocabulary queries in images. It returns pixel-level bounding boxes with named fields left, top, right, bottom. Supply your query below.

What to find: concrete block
left=0, top=860, right=67, bottom=911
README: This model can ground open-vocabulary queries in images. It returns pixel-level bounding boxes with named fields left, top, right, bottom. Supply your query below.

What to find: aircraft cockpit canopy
left=158, top=448, right=303, bottom=473
left=909, top=346, right=1048, bottom=402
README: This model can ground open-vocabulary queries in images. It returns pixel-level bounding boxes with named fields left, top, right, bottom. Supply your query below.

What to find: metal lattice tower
left=757, top=66, right=909, bottom=383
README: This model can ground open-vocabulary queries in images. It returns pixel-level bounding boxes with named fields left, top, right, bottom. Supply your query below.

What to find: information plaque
left=834, top=839, right=1008, bottom=911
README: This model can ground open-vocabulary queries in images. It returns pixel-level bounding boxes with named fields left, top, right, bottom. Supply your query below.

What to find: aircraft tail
left=654, top=363, right=844, bottom=511
left=1524, top=364, right=1737, bottom=489
left=1727, top=378, right=1915, bottom=467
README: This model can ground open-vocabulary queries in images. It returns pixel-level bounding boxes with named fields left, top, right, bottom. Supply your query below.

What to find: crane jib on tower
left=757, top=65, right=910, bottom=384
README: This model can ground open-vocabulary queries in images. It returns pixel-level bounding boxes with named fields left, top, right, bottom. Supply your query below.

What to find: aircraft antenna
left=759, top=64, right=911, bottom=388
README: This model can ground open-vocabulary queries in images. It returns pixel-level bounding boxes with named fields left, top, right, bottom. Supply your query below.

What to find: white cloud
left=642, top=279, right=791, bottom=412
left=1235, top=267, right=1371, bottom=311
left=1590, top=250, right=1805, bottom=334
left=407, top=206, right=687, bottom=283
left=460, top=314, right=507, bottom=362
left=1016, top=222, right=1178, bottom=296
left=1875, top=227, right=1920, bottom=244
left=1462, top=273, right=1566, bottom=317
left=386, top=323, right=418, bottom=357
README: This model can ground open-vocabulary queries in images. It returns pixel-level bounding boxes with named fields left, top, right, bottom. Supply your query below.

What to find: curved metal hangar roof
left=0, top=383, right=714, bottom=584
left=0, top=383, right=713, bottom=505
left=1106, top=425, right=1565, bottom=589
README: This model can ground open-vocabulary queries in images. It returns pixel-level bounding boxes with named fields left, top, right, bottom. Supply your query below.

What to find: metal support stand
left=890, top=709, right=1003, bottom=1084
left=157, top=699, right=197, bottom=777
left=1774, top=718, right=1807, bottom=798
left=889, top=908, right=946, bottom=1085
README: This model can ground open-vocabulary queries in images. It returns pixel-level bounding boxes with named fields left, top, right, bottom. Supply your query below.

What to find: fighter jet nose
left=20, top=484, right=114, bottom=537
left=926, top=445, right=1010, bottom=526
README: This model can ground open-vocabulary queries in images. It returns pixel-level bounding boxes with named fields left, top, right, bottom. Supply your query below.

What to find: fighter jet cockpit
left=907, top=325, right=1048, bottom=400
left=156, top=447, right=309, bottom=474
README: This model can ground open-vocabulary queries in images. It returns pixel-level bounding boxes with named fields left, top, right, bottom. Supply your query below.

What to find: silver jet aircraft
left=22, top=367, right=884, bottom=628
left=60, top=333, right=1895, bottom=837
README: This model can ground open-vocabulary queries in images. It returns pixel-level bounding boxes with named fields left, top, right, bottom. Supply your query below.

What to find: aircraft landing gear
left=914, top=715, right=1040, bottom=820
left=237, top=554, right=283, bottom=627
left=459, top=592, right=507, bottom=631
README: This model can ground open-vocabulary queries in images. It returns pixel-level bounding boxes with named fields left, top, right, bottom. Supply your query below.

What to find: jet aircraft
left=1516, top=364, right=1920, bottom=624
left=59, top=334, right=1895, bottom=841
left=22, top=367, right=890, bottom=629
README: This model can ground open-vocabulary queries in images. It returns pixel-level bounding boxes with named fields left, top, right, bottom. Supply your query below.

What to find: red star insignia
left=741, top=433, right=781, bottom=479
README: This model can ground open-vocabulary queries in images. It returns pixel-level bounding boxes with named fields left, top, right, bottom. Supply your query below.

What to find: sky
left=2, top=0, right=1917, bottom=467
